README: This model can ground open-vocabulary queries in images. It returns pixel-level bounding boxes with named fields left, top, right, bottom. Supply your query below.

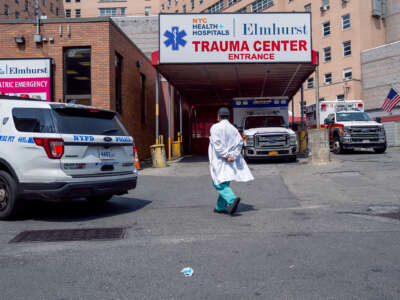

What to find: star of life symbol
left=164, top=26, right=187, bottom=51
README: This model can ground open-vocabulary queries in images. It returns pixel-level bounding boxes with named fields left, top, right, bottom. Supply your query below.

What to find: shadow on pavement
left=237, top=203, right=257, bottom=213
left=24, top=197, right=152, bottom=222
left=177, top=155, right=209, bottom=163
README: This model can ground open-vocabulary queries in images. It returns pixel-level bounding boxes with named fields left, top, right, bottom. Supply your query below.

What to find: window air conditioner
left=320, top=5, right=329, bottom=11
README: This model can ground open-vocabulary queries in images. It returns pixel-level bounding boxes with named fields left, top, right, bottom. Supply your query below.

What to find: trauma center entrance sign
left=159, top=13, right=312, bottom=64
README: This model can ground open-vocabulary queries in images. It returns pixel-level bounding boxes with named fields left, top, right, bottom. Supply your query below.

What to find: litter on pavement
left=181, top=267, right=194, bottom=277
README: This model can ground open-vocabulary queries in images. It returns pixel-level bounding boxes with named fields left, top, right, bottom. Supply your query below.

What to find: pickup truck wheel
left=374, top=147, right=386, bottom=154
left=0, top=171, right=23, bottom=220
left=332, top=137, right=343, bottom=154
left=86, top=194, right=113, bottom=204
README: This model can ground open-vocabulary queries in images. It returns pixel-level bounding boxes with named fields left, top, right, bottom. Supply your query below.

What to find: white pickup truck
left=233, top=97, right=297, bottom=161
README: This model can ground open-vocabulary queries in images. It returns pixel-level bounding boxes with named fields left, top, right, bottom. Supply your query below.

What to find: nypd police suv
left=0, top=96, right=138, bottom=220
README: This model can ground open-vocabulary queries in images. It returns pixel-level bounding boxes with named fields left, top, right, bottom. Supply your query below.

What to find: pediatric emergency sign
left=0, top=58, right=51, bottom=101
left=159, top=13, right=312, bottom=63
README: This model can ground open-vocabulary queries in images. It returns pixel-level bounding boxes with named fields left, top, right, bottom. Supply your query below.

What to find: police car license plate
left=269, top=151, right=279, bottom=156
left=362, top=140, right=370, bottom=143
left=99, top=150, right=115, bottom=160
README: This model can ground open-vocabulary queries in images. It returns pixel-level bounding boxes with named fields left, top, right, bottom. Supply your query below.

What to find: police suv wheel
left=0, top=171, right=22, bottom=220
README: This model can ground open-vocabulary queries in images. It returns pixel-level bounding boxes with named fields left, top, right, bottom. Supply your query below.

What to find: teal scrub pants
left=213, top=181, right=237, bottom=212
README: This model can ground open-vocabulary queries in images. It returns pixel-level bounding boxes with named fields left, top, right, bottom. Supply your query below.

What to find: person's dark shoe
left=230, top=197, right=241, bottom=215
left=213, top=208, right=228, bottom=214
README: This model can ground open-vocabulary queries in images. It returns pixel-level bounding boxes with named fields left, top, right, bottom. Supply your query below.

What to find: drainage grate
left=9, top=227, right=126, bottom=243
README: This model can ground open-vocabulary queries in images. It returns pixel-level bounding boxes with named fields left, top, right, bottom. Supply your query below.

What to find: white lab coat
left=208, top=119, right=254, bottom=185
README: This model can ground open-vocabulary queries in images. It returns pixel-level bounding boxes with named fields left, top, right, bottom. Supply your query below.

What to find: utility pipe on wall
left=155, top=71, right=159, bottom=144
left=168, top=82, right=172, bottom=160
left=315, top=52, right=320, bottom=129
left=291, top=97, right=294, bottom=130
left=300, top=83, right=305, bottom=130
left=179, top=93, right=182, bottom=141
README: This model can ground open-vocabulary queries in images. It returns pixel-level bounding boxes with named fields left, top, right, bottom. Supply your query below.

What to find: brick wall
left=109, top=22, right=156, bottom=159
left=0, top=18, right=157, bottom=159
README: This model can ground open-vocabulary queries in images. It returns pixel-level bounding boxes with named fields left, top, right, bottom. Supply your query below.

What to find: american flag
left=382, top=88, right=400, bottom=113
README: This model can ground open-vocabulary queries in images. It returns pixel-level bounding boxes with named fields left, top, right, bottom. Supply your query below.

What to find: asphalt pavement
left=1, top=148, right=400, bottom=299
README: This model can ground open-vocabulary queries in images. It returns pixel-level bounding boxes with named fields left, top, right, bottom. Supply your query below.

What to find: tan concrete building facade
left=161, top=0, right=387, bottom=116
left=361, top=0, right=400, bottom=146
left=63, top=0, right=161, bottom=18
left=0, top=0, right=64, bottom=19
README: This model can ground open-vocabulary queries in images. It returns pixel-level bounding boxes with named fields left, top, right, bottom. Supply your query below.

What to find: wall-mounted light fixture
left=14, top=36, right=25, bottom=44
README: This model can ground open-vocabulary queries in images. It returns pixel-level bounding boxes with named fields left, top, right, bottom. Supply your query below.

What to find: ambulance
left=306, top=100, right=387, bottom=154
left=233, top=97, right=297, bottom=161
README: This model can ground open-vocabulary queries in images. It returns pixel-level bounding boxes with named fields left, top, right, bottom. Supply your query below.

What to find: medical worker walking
left=209, top=107, right=254, bottom=215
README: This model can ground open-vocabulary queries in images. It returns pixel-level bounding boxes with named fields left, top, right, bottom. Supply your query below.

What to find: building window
left=76, top=0, right=80, bottom=2
left=199, top=0, right=203, bottom=4
left=167, top=0, right=171, bottom=8
left=56, top=7, right=59, bottom=15
left=307, top=77, right=314, bottom=89
left=15, top=11, right=20, bottom=18
left=342, top=14, right=350, bottom=30
left=323, top=21, right=330, bottom=36
left=228, top=0, right=238, bottom=6
left=343, top=40, right=351, bottom=57
left=42, top=0, right=46, bottom=6
left=288, top=0, right=294, bottom=2
left=140, top=74, right=146, bottom=125
left=208, top=0, right=224, bottom=13
left=336, top=94, right=345, bottom=101
left=182, top=4, right=186, bottom=12
left=65, top=0, right=70, bottom=2
left=99, top=7, right=117, bottom=16
left=65, top=9, right=71, bottom=17
left=75, top=9, right=80, bottom=17
left=25, top=1, right=30, bottom=11
left=321, top=0, right=329, bottom=9
left=50, top=3, right=54, bottom=12
left=343, top=68, right=352, bottom=81
left=323, top=47, right=331, bottom=62
left=4, top=5, right=9, bottom=16
left=252, top=0, right=273, bottom=12
left=237, top=7, right=247, bottom=13
left=145, top=6, right=151, bottom=15
left=304, top=3, right=311, bottom=12
left=161, top=4, right=164, bottom=10
left=64, top=48, right=91, bottom=105
left=115, top=53, right=123, bottom=114
left=15, top=0, right=19, bottom=4
left=191, top=0, right=194, bottom=9
left=324, top=73, right=332, bottom=85
left=120, top=7, right=125, bottom=15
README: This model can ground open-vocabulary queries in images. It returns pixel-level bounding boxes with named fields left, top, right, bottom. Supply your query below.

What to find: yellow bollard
left=172, top=141, right=181, bottom=158
left=298, top=130, right=308, bottom=154
left=168, top=137, right=172, bottom=160
left=150, top=144, right=167, bottom=168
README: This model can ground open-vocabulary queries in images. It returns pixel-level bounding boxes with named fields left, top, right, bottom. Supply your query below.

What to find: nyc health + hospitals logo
left=164, top=26, right=187, bottom=51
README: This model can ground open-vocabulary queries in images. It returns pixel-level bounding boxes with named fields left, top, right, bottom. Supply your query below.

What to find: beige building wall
left=64, top=0, right=161, bottom=18
left=0, top=0, right=64, bottom=19
left=161, top=0, right=387, bottom=116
